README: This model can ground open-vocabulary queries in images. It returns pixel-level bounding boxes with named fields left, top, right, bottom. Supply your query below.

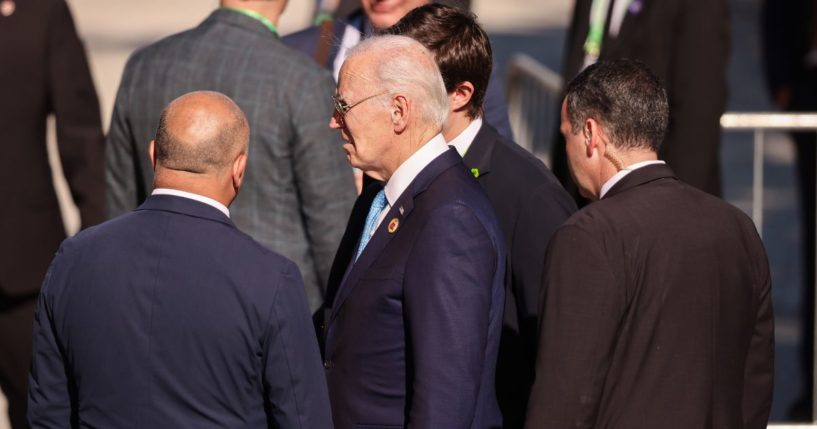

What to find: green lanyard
left=223, top=7, right=279, bottom=35
left=583, top=0, right=612, bottom=62
left=583, top=0, right=635, bottom=64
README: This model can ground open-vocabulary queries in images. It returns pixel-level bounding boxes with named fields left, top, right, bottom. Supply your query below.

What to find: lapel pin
left=388, top=218, right=399, bottom=234
left=399, top=206, right=404, bottom=215
left=471, top=168, right=480, bottom=178
left=1, top=0, right=15, bottom=17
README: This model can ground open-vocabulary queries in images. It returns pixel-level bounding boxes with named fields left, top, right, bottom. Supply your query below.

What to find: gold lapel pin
left=388, top=218, right=400, bottom=234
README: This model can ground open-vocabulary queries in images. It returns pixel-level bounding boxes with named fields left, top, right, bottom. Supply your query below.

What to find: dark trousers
left=0, top=293, right=38, bottom=429
left=792, top=130, right=817, bottom=420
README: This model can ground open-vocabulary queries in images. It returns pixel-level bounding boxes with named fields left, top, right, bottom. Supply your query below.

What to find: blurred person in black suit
left=0, top=0, right=105, bottom=427
left=384, top=5, right=576, bottom=427
left=763, top=0, right=817, bottom=419
left=554, top=0, right=729, bottom=202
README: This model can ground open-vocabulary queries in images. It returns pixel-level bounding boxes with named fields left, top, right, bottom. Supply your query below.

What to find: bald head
left=154, top=91, right=249, bottom=175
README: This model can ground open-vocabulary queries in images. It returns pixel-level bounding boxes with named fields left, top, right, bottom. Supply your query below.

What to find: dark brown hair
left=565, top=59, right=669, bottom=152
left=384, top=3, right=492, bottom=119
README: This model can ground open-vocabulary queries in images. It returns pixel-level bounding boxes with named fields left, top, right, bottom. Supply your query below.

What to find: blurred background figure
left=0, top=0, right=105, bottom=427
left=552, top=0, right=730, bottom=202
left=763, top=0, right=817, bottom=420
left=105, top=0, right=356, bottom=312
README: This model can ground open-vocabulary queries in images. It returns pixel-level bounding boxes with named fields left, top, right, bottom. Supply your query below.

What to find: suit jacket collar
left=204, top=8, right=280, bottom=39
left=136, top=194, right=236, bottom=229
left=602, top=163, right=678, bottom=199
left=329, top=149, right=463, bottom=322
left=462, top=122, right=499, bottom=179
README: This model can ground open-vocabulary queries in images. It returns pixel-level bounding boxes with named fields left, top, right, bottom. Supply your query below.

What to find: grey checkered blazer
left=106, top=9, right=356, bottom=310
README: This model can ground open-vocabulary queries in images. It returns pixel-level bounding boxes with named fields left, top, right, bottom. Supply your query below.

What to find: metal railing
left=720, top=113, right=817, bottom=236
left=506, top=53, right=817, bottom=428
left=505, top=53, right=563, bottom=164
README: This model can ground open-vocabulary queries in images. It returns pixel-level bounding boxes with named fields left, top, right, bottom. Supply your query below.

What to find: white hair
left=345, top=35, right=449, bottom=129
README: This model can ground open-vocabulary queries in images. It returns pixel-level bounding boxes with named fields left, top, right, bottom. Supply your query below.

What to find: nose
left=329, top=111, right=342, bottom=129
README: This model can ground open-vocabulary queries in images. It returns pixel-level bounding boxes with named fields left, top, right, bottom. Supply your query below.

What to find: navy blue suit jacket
left=283, top=9, right=514, bottom=141
left=323, top=149, right=505, bottom=428
left=28, top=195, right=332, bottom=428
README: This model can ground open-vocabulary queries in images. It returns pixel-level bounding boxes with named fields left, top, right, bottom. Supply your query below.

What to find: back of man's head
left=154, top=91, right=249, bottom=175
left=345, top=34, right=449, bottom=130
left=565, top=59, right=669, bottom=152
left=384, top=3, right=491, bottom=119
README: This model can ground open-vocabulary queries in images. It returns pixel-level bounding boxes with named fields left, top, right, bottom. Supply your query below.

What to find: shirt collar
left=599, top=160, right=666, bottom=199
left=384, top=134, right=449, bottom=207
left=221, top=7, right=279, bottom=35
left=152, top=188, right=231, bottom=218
left=448, top=117, right=483, bottom=157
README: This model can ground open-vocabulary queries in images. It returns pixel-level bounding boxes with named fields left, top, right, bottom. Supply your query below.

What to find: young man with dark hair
left=385, top=5, right=576, bottom=427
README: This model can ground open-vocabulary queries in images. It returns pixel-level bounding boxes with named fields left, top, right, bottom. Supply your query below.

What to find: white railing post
left=754, top=129, right=765, bottom=237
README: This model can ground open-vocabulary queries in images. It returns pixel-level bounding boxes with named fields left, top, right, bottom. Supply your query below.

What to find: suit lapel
left=324, top=183, right=383, bottom=306
left=329, top=150, right=463, bottom=322
left=462, top=123, right=496, bottom=181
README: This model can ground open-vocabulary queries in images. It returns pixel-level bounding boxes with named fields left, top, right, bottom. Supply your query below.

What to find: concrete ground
left=2, top=0, right=805, bottom=426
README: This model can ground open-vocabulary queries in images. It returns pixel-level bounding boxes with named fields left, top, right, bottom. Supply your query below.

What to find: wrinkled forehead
left=337, top=56, right=377, bottom=98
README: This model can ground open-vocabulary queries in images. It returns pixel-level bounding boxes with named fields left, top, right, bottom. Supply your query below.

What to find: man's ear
left=392, top=95, right=409, bottom=134
left=231, top=152, right=247, bottom=192
left=449, top=81, right=475, bottom=113
left=149, top=140, right=157, bottom=170
left=583, top=118, right=606, bottom=158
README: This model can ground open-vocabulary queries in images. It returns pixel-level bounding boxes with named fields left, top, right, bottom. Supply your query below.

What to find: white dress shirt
left=599, top=160, right=666, bottom=199
left=367, top=134, right=449, bottom=234
left=448, top=117, right=483, bottom=157
left=152, top=188, right=231, bottom=218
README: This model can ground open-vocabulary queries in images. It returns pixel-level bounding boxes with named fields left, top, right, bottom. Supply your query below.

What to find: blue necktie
left=355, top=189, right=388, bottom=261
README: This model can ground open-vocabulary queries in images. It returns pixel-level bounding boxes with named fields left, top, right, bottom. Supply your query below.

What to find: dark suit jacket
left=463, top=123, right=576, bottom=428
left=763, top=0, right=817, bottom=111
left=0, top=0, right=105, bottom=296
left=323, top=149, right=505, bottom=428
left=106, top=9, right=356, bottom=311
left=553, top=0, right=729, bottom=198
left=28, top=195, right=333, bottom=428
left=283, top=9, right=515, bottom=140
left=525, top=164, right=774, bottom=429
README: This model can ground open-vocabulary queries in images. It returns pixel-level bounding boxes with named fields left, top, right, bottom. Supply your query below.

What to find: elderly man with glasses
left=318, top=34, right=506, bottom=429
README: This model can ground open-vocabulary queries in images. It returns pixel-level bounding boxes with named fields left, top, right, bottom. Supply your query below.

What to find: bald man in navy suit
left=29, top=92, right=332, bottom=428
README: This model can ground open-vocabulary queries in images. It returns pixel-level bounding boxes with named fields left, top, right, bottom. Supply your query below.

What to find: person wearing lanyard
left=553, top=0, right=729, bottom=201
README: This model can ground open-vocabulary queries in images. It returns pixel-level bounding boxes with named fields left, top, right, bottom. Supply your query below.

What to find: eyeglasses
left=332, top=92, right=386, bottom=125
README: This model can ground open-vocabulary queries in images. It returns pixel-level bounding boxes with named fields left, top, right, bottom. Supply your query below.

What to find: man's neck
left=154, top=170, right=233, bottom=208
left=442, top=111, right=472, bottom=142
left=381, top=127, right=440, bottom=182
left=593, top=150, right=660, bottom=199
left=221, top=1, right=282, bottom=26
